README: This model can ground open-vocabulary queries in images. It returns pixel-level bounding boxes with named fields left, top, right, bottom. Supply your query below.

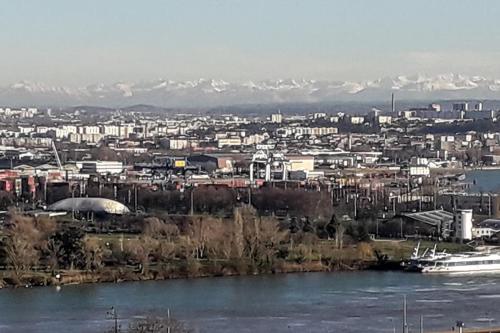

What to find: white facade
left=77, top=161, right=124, bottom=174
left=410, top=165, right=431, bottom=177
left=102, top=125, right=121, bottom=137
left=351, top=116, right=365, bottom=124
left=455, top=209, right=473, bottom=241
left=119, top=125, right=135, bottom=139
left=472, top=227, right=496, bottom=238
left=79, top=126, right=100, bottom=135
left=244, top=134, right=267, bottom=145
left=18, top=126, right=35, bottom=135
left=293, top=127, right=338, bottom=136
left=378, top=115, right=392, bottom=124
left=69, top=133, right=104, bottom=144
left=271, top=113, right=283, bottom=123
left=169, top=139, right=188, bottom=150
left=218, top=137, right=242, bottom=148
left=56, top=125, right=78, bottom=139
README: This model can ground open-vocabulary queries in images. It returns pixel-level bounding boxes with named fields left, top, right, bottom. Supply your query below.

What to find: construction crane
left=51, top=140, right=63, bottom=171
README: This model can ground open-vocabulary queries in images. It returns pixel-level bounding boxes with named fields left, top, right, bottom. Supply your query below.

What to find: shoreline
left=465, top=166, right=500, bottom=171
left=0, top=258, right=399, bottom=289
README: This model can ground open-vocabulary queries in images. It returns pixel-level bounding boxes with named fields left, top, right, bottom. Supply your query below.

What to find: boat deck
left=431, top=328, right=500, bottom=333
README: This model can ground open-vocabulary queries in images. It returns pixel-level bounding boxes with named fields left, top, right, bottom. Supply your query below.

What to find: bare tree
left=334, top=216, right=346, bottom=250
left=233, top=206, right=288, bottom=263
left=124, top=236, right=157, bottom=274
left=143, top=217, right=180, bottom=241
left=83, top=237, right=105, bottom=271
left=4, top=213, right=56, bottom=277
left=46, top=238, right=64, bottom=272
left=128, top=315, right=191, bottom=333
left=4, top=233, right=39, bottom=278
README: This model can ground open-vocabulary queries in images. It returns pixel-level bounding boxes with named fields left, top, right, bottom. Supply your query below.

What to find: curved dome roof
left=48, top=197, right=130, bottom=215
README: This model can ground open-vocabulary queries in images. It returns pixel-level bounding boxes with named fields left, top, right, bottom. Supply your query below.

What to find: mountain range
left=2, top=74, right=500, bottom=108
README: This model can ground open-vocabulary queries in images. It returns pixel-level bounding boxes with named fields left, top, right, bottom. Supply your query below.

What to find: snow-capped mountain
left=2, top=74, right=500, bottom=107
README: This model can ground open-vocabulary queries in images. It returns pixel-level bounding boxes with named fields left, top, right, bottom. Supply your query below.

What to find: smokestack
left=391, top=93, right=395, bottom=113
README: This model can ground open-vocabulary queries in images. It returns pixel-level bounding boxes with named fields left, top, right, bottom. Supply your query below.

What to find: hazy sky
left=1, top=0, right=500, bottom=86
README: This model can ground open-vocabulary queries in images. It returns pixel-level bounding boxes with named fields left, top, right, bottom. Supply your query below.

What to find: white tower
left=455, top=209, right=473, bottom=241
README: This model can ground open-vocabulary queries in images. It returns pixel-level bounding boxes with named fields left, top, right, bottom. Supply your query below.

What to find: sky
left=1, top=0, right=500, bottom=86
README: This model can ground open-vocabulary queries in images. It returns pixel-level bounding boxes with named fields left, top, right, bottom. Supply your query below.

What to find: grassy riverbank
left=0, top=240, right=470, bottom=288
left=0, top=258, right=365, bottom=288
left=0, top=205, right=472, bottom=289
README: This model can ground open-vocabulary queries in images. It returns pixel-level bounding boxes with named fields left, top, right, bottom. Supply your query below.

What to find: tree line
left=0, top=203, right=378, bottom=287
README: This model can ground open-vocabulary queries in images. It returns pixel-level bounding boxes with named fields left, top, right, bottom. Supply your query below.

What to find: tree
left=0, top=191, right=15, bottom=210
left=46, top=184, right=70, bottom=204
left=83, top=237, right=105, bottom=271
left=251, top=187, right=333, bottom=226
left=233, top=206, right=288, bottom=263
left=357, top=242, right=374, bottom=260
left=49, top=227, right=86, bottom=270
left=192, top=186, right=236, bottom=215
left=153, top=241, right=176, bottom=262
left=188, top=216, right=234, bottom=260
left=3, top=213, right=57, bottom=277
left=91, top=146, right=119, bottom=161
left=4, top=231, right=39, bottom=278
left=46, top=238, right=63, bottom=272
left=128, top=315, right=192, bottom=333
left=143, top=217, right=179, bottom=241
left=332, top=214, right=348, bottom=250
left=124, top=236, right=157, bottom=274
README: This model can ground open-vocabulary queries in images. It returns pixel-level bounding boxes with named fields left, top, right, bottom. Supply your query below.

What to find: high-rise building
left=271, top=111, right=283, bottom=123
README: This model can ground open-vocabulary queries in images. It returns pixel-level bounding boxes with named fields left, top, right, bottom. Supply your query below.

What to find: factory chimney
left=391, top=93, right=396, bottom=113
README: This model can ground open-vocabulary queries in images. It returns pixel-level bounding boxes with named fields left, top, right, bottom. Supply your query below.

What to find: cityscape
left=3, top=1, right=500, bottom=333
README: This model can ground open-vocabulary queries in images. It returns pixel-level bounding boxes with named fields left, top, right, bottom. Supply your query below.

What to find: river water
left=1, top=271, right=500, bottom=333
left=465, top=169, right=500, bottom=193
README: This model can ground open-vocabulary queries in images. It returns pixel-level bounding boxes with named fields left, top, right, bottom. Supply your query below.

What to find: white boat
left=403, top=242, right=500, bottom=274
left=402, top=242, right=451, bottom=272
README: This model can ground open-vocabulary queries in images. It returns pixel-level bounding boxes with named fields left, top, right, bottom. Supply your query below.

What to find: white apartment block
left=56, top=125, right=78, bottom=139
left=79, top=126, right=100, bottom=135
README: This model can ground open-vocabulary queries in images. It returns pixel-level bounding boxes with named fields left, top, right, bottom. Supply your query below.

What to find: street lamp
left=388, top=317, right=396, bottom=333
left=456, top=321, right=465, bottom=333
left=485, top=312, right=493, bottom=333
left=106, top=307, right=118, bottom=333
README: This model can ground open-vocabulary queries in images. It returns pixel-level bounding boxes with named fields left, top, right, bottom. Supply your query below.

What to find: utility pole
left=190, top=188, right=194, bottom=216
left=389, top=318, right=396, bottom=333
left=71, top=185, right=75, bottom=222
left=248, top=186, right=252, bottom=206
left=420, top=315, right=424, bottom=333
left=354, top=194, right=358, bottom=219
left=107, top=307, right=118, bottom=333
left=400, top=218, right=404, bottom=239
left=403, top=295, right=408, bottom=333
left=44, top=179, right=47, bottom=204
left=134, top=184, right=138, bottom=213
left=167, top=308, right=171, bottom=333
left=489, top=193, right=492, bottom=217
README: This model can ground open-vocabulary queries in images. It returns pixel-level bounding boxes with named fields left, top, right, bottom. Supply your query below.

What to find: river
left=1, top=271, right=500, bottom=332
left=465, top=169, right=500, bottom=193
